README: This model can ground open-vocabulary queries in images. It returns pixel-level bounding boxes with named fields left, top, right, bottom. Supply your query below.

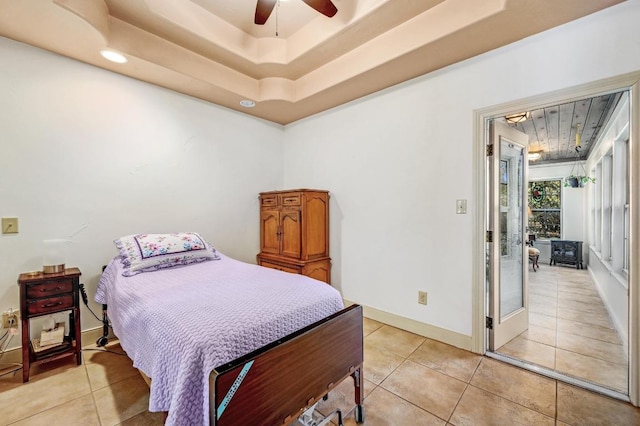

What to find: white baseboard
left=0, top=326, right=112, bottom=367
left=344, top=299, right=473, bottom=352
left=3, top=307, right=475, bottom=369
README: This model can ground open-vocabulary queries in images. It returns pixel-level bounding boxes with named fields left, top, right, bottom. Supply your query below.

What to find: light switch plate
left=456, top=199, right=467, bottom=214
left=2, top=217, right=19, bottom=234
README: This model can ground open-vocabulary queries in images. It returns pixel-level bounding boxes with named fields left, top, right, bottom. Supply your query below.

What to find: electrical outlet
left=2, top=310, right=20, bottom=329
left=418, top=291, right=428, bottom=305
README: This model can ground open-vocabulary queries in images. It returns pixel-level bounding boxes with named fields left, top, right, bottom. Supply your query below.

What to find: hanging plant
left=564, top=175, right=596, bottom=188
left=565, top=147, right=596, bottom=188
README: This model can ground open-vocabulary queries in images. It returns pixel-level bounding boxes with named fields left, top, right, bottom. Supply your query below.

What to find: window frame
left=528, top=179, right=562, bottom=240
left=590, top=136, right=629, bottom=278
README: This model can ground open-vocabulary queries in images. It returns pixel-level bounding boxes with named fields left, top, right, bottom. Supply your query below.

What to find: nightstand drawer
left=26, top=279, right=73, bottom=299
left=27, top=295, right=74, bottom=315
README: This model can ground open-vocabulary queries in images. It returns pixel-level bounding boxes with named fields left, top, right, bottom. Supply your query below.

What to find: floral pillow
left=115, top=232, right=220, bottom=276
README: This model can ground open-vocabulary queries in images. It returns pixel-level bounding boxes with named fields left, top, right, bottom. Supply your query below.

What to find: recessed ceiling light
left=100, top=49, right=127, bottom=64
left=240, top=100, right=256, bottom=108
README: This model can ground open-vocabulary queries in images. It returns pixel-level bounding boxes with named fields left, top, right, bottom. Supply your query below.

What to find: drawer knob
left=42, top=302, right=63, bottom=308
left=41, top=287, right=61, bottom=292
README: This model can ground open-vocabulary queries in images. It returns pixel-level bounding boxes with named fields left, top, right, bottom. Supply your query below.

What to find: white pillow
left=115, top=232, right=220, bottom=276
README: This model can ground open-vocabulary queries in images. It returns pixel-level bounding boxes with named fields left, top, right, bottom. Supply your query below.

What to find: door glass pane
left=499, top=140, right=524, bottom=319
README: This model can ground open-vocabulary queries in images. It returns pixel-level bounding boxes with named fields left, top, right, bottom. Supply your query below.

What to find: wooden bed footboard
left=210, top=304, right=364, bottom=425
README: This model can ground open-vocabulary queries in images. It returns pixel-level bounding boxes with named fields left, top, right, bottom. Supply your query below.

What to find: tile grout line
left=527, top=265, right=628, bottom=391
left=445, top=357, right=486, bottom=423
left=446, top=381, right=470, bottom=424
left=375, top=335, right=477, bottom=424
left=87, top=360, right=104, bottom=426
left=555, top=378, right=559, bottom=423
left=373, top=346, right=448, bottom=423
left=6, top=362, right=96, bottom=426
left=465, top=358, right=558, bottom=421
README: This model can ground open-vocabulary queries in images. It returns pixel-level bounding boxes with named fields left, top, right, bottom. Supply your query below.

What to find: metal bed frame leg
left=296, top=403, right=342, bottom=426
left=353, top=367, right=365, bottom=423
left=96, top=304, right=109, bottom=347
left=296, top=365, right=364, bottom=426
left=295, top=366, right=368, bottom=426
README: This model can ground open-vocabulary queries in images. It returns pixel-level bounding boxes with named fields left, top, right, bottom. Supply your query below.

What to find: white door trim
left=471, top=71, right=640, bottom=406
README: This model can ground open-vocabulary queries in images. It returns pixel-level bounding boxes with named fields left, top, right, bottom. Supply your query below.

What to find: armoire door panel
left=305, top=196, right=329, bottom=258
left=280, top=210, right=302, bottom=258
left=260, top=210, right=280, bottom=255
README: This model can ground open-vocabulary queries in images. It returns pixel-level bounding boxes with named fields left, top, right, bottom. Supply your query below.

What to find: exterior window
left=528, top=180, right=561, bottom=239
left=602, top=153, right=613, bottom=260
left=594, top=163, right=602, bottom=253
left=624, top=203, right=630, bottom=272
left=592, top=139, right=629, bottom=275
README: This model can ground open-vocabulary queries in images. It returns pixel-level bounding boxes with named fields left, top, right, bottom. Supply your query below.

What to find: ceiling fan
left=254, top=0, right=338, bottom=25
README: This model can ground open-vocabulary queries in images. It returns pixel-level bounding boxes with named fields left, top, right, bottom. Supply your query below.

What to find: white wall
left=0, top=37, right=284, bottom=345
left=282, top=0, right=640, bottom=337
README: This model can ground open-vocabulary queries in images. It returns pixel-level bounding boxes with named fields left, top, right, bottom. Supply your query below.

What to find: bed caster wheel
left=96, top=336, right=108, bottom=347
left=354, top=404, right=365, bottom=423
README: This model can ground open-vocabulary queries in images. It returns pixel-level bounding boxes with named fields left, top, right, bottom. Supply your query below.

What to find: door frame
left=471, top=71, right=640, bottom=406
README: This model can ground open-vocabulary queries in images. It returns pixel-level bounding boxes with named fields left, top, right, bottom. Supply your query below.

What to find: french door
left=488, top=120, right=530, bottom=350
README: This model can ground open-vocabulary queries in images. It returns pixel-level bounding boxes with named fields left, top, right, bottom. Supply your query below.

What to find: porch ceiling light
left=506, top=111, right=530, bottom=124
left=528, top=151, right=542, bottom=161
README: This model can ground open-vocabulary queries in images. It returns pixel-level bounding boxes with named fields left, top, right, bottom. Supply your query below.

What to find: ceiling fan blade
left=255, top=0, right=278, bottom=25
left=300, top=0, right=338, bottom=18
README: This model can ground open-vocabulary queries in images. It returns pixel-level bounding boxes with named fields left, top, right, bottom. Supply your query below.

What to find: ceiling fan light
left=505, top=111, right=530, bottom=124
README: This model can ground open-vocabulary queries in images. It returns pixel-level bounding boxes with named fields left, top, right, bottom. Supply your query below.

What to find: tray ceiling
left=0, top=0, right=625, bottom=124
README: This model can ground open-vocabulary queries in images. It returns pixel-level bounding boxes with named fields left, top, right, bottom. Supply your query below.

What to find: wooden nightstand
left=18, top=268, right=82, bottom=382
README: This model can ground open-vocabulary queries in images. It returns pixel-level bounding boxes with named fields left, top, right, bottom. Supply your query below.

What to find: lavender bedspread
left=96, top=254, right=344, bottom=426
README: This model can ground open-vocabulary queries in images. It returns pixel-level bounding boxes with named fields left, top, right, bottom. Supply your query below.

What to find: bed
left=95, top=233, right=364, bottom=426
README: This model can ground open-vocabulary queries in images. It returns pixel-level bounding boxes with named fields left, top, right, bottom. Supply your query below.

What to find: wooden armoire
left=257, top=189, right=331, bottom=284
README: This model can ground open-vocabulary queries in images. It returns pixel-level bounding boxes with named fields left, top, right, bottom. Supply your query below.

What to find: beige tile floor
left=497, top=262, right=628, bottom=392
left=1, top=317, right=639, bottom=425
